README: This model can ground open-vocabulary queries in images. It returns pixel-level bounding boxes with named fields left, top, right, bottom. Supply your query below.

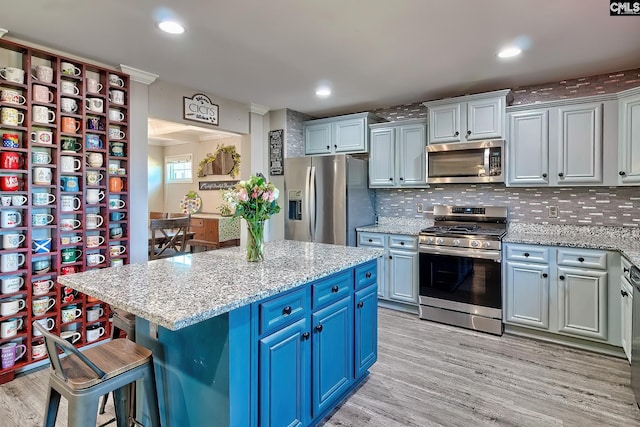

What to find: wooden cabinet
left=369, top=119, right=427, bottom=188
left=618, top=88, right=640, bottom=185
left=189, top=215, right=240, bottom=249
left=303, top=112, right=379, bottom=155
left=423, top=89, right=512, bottom=144
left=0, top=39, right=130, bottom=382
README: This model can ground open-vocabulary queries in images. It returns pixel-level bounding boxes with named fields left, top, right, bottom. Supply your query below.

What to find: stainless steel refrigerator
left=284, top=154, right=375, bottom=246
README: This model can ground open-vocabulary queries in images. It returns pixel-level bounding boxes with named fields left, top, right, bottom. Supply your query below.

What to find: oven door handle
left=419, top=246, right=502, bottom=262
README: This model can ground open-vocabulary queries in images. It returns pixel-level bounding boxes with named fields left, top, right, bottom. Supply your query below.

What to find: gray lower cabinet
left=357, top=232, right=419, bottom=310
left=503, top=243, right=621, bottom=349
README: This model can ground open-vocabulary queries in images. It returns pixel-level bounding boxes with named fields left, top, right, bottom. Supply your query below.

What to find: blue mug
left=86, top=134, right=102, bottom=149
left=60, top=176, right=79, bottom=192
left=32, top=238, right=52, bottom=254
left=110, top=212, right=125, bottom=221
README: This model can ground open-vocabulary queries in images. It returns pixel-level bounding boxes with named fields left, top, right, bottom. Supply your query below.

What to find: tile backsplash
left=375, top=186, right=640, bottom=227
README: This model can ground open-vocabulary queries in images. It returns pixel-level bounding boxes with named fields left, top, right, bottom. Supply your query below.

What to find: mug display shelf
left=0, top=124, right=28, bottom=132
left=0, top=247, right=28, bottom=255
left=60, top=111, right=82, bottom=120
left=32, top=80, right=57, bottom=89
left=31, top=101, right=56, bottom=109
left=0, top=101, right=28, bottom=110
left=60, top=74, right=83, bottom=82
left=0, top=81, right=28, bottom=90
left=59, top=131, right=81, bottom=138
left=59, top=92, right=82, bottom=101
left=0, top=168, right=28, bottom=174
left=0, top=147, right=29, bottom=154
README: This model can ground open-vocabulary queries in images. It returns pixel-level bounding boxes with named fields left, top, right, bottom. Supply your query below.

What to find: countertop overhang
left=57, top=240, right=381, bottom=331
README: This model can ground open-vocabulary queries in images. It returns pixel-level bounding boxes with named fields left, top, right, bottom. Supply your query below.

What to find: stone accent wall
left=375, top=186, right=640, bottom=227
left=285, top=109, right=312, bottom=158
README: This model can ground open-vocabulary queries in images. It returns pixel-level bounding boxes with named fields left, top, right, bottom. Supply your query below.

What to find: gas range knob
left=426, top=237, right=434, bottom=244
left=483, top=241, right=492, bottom=249
left=452, top=239, right=461, bottom=246
left=470, top=240, right=480, bottom=248
left=436, top=238, right=444, bottom=245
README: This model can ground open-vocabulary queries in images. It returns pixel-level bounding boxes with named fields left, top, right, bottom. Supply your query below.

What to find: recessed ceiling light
left=158, top=20, right=185, bottom=34
left=497, top=47, right=522, bottom=58
left=315, top=87, right=331, bottom=97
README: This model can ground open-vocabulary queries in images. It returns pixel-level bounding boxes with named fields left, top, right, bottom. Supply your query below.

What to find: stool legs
left=68, top=395, right=99, bottom=427
left=142, top=364, right=161, bottom=427
left=44, top=387, right=61, bottom=427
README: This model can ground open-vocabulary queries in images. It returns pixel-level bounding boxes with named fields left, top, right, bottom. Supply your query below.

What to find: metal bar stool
left=34, top=321, right=160, bottom=427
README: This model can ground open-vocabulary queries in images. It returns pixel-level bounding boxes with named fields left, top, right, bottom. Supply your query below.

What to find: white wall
left=147, top=145, right=164, bottom=213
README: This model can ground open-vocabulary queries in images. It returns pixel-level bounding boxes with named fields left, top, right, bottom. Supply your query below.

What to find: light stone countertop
left=57, top=240, right=381, bottom=331
left=356, top=217, right=434, bottom=236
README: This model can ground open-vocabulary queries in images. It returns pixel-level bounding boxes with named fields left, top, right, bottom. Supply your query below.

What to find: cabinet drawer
left=191, top=218, right=205, bottom=228
left=355, top=261, right=377, bottom=290
left=557, top=248, right=607, bottom=270
left=389, top=235, right=418, bottom=251
left=358, top=232, right=385, bottom=248
left=259, top=287, right=308, bottom=335
left=312, top=271, right=352, bottom=309
left=504, top=244, right=549, bottom=263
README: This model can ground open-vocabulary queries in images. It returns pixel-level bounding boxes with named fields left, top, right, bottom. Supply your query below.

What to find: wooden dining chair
left=149, top=215, right=190, bottom=260
left=149, top=211, right=167, bottom=220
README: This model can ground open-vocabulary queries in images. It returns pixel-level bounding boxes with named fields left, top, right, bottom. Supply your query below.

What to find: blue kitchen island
left=57, top=240, right=381, bottom=427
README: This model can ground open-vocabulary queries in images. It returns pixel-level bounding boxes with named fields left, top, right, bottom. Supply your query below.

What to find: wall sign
left=269, top=129, right=284, bottom=176
left=198, top=180, right=238, bottom=191
left=183, top=93, right=219, bottom=126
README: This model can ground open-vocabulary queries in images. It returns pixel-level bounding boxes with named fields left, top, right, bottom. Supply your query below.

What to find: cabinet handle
left=542, top=273, right=548, bottom=278
left=400, top=241, right=404, bottom=245
left=454, top=131, right=459, bottom=137
left=620, top=171, right=626, bottom=176
left=389, top=177, right=393, bottom=181
left=466, top=130, right=472, bottom=136
left=542, top=173, right=548, bottom=178
left=399, top=177, right=404, bottom=181
left=368, top=238, right=372, bottom=242
left=315, top=324, right=323, bottom=332
left=334, top=144, right=337, bottom=149
left=326, top=145, right=330, bottom=150
left=624, top=268, right=629, bottom=273
left=282, top=306, right=292, bottom=316
left=357, top=301, right=364, bottom=308
left=558, top=172, right=564, bottom=177
left=388, top=255, right=393, bottom=260
left=331, top=285, right=339, bottom=293
left=523, top=252, right=530, bottom=257
left=302, top=332, right=310, bottom=340
left=559, top=275, right=565, bottom=280
left=621, top=290, right=629, bottom=298
left=577, top=257, right=584, bottom=262
left=365, top=272, right=372, bottom=279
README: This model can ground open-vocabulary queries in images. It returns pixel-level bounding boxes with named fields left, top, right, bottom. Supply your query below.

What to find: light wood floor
left=1, top=308, right=639, bottom=426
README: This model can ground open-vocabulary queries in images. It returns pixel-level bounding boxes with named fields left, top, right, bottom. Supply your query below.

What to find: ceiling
left=147, top=118, right=239, bottom=146
left=2, top=1, right=640, bottom=117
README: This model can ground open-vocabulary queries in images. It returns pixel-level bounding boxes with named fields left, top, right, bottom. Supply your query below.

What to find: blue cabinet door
left=311, top=296, right=353, bottom=417
left=259, top=317, right=310, bottom=427
left=354, top=284, right=378, bottom=377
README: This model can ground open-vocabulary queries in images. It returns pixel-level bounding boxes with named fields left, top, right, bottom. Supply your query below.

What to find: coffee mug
left=0, top=298, right=26, bottom=316
left=32, top=84, right=54, bottom=103
left=32, top=338, right=46, bottom=359
left=32, top=65, right=53, bottom=83
left=3, top=133, right=19, bottom=148
left=0, top=342, right=27, bottom=369
left=32, top=192, right=55, bottom=206
left=0, top=151, right=23, bottom=170
left=61, top=248, right=83, bottom=264
left=31, top=150, right=52, bottom=165
left=109, top=177, right=124, bottom=192
left=86, top=134, right=103, bottom=149
left=0, top=195, right=9, bottom=206
left=1, top=210, right=22, bottom=227
left=32, top=105, right=55, bottom=124
left=32, top=296, right=55, bottom=316
left=85, top=97, right=104, bottom=113
left=60, top=195, right=81, bottom=212
left=1, top=276, right=24, bottom=294
left=108, top=126, right=125, bottom=139
left=11, top=195, right=26, bottom=206
left=0, top=253, right=25, bottom=272
left=60, top=97, right=78, bottom=113
left=87, top=152, right=103, bottom=167
left=87, top=116, right=104, bottom=131
left=60, top=218, right=82, bottom=230
left=86, top=171, right=103, bottom=185
left=108, top=198, right=126, bottom=210
left=110, top=226, right=123, bottom=238
left=60, top=156, right=82, bottom=173
left=60, top=235, right=82, bottom=245
left=60, top=266, right=77, bottom=276
left=31, top=213, right=53, bottom=227
left=109, top=245, right=126, bottom=256
left=86, top=77, right=103, bottom=94
left=60, top=176, right=79, bottom=192
left=108, top=108, right=125, bottom=122
left=61, top=305, right=82, bottom=323
left=0, top=67, right=25, bottom=84
left=86, top=325, right=105, bottom=342
left=109, top=89, right=125, bottom=105
left=0, top=176, right=22, bottom=191
left=61, top=62, right=81, bottom=76
left=109, top=74, right=125, bottom=87
left=61, top=137, right=82, bottom=152
left=110, top=258, right=124, bottom=267
left=2, top=233, right=25, bottom=250
left=32, top=318, right=55, bottom=337
left=33, top=279, right=55, bottom=296
left=86, top=214, right=104, bottom=229
left=86, top=235, right=105, bottom=248
left=110, top=141, right=125, bottom=157
left=32, top=259, right=51, bottom=274
left=30, top=130, right=53, bottom=145
left=0, top=317, right=23, bottom=339
left=86, top=306, right=104, bottom=322
left=0, top=88, right=26, bottom=105
left=61, top=117, right=81, bottom=134
left=86, top=253, right=105, bottom=266
left=33, top=167, right=53, bottom=185
left=31, top=238, right=52, bottom=253
left=110, top=212, right=125, bottom=221
left=60, top=80, right=79, bottom=96
left=86, top=189, right=105, bottom=204
left=61, top=331, right=82, bottom=344
left=1, top=107, right=24, bottom=126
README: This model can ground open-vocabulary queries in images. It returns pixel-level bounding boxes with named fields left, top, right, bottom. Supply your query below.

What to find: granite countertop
left=57, top=240, right=381, bottom=331
left=505, top=224, right=640, bottom=267
left=356, top=217, right=433, bottom=236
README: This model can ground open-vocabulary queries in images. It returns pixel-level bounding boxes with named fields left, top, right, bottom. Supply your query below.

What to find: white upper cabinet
left=369, top=120, right=427, bottom=188
left=303, top=112, right=379, bottom=156
left=423, top=89, right=513, bottom=144
left=508, top=109, right=549, bottom=185
left=618, top=89, right=640, bottom=185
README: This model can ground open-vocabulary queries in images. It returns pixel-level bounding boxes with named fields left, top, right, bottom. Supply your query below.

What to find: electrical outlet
left=548, top=206, right=558, bottom=218
left=417, top=202, right=424, bottom=213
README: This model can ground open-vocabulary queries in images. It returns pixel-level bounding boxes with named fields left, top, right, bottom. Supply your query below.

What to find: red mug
left=0, top=152, right=23, bottom=169
left=61, top=266, right=77, bottom=275
left=0, top=175, right=22, bottom=191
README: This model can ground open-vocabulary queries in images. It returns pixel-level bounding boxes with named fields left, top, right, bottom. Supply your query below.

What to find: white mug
left=32, top=279, right=55, bottom=296
left=32, top=84, right=54, bottom=103
left=1, top=107, right=24, bottom=126
left=11, top=195, right=27, bottom=206
left=60, top=331, right=81, bottom=343
left=61, top=61, right=81, bottom=76
left=31, top=150, right=52, bottom=164
left=60, top=80, right=79, bottom=96
left=32, top=105, right=55, bottom=124
left=108, top=198, right=126, bottom=210
left=33, top=167, right=53, bottom=185
left=109, top=245, right=126, bottom=256
left=108, top=126, right=125, bottom=139
left=1, top=211, right=22, bottom=228
left=60, top=218, right=82, bottom=230
left=60, top=97, right=78, bottom=113
left=0, top=298, right=26, bottom=316
left=31, top=213, right=54, bottom=226
left=33, top=65, right=53, bottom=83
left=86, top=306, right=104, bottom=322
left=85, top=97, right=104, bottom=113
left=1, top=276, right=24, bottom=294
left=108, top=108, right=125, bottom=122
left=0, top=88, right=26, bottom=105
left=87, top=77, right=103, bottom=94
left=0, top=317, right=23, bottom=338
left=110, top=259, right=124, bottom=267
left=86, top=171, right=103, bottom=185
left=32, top=192, right=56, bottom=206
left=2, top=233, right=25, bottom=249
left=86, top=235, right=105, bottom=248
left=60, top=195, right=81, bottom=212
left=86, top=189, right=105, bottom=204
left=32, top=318, right=55, bottom=337
left=86, top=253, right=106, bottom=266
left=60, top=156, right=82, bottom=173
left=86, top=214, right=104, bottom=229
left=109, top=89, right=125, bottom=105
left=109, top=73, right=125, bottom=87
left=30, top=130, right=53, bottom=145
left=0, top=253, right=26, bottom=272
left=61, top=307, right=82, bottom=324
left=0, top=67, right=25, bottom=84
left=32, top=296, right=55, bottom=316
left=86, top=326, right=105, bottom=342
left=87, top=152, right=103, bottom=167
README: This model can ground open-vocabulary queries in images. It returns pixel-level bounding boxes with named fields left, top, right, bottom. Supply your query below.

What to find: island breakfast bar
left=57, top=240, right=381, bottom=427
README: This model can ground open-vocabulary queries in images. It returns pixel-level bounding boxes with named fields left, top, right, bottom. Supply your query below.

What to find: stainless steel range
left=418, top=205, right=507, bottom=335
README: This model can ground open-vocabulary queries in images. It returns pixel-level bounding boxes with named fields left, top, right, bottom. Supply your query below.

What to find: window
left=165, top=154, right=193, bottom=183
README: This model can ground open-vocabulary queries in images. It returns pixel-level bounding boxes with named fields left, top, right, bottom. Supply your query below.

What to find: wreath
left=197, top=144, right=241, bottom=178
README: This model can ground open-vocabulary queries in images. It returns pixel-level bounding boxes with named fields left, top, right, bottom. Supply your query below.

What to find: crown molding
left=507, top=92, right=620, bottom=112
left=0, top=28, right=8, bottom=39
left=118, top=65, right=159, bottom=85
left=250, top=103, right=270, bottom=115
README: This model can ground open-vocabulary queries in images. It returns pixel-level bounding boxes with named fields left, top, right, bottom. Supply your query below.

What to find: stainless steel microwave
left=426, top=140, right=505, bottom=184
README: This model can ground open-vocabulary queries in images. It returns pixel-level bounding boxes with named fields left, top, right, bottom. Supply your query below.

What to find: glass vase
left=246, top=220, right=265, bottom=262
